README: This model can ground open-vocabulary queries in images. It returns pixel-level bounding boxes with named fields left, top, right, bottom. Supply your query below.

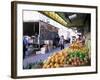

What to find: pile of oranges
left=43, top=51, right=67, bottom=68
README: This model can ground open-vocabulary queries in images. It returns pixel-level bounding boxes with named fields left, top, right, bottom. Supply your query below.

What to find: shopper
left=76, top=34, right=86, bottom=45
left=82, top=35, right=86, bottom=45
left=53, top=34, right=60, bottom=48
left=59, top=35, right=65, bottom=50
left=23, top=36, right=28, bottom=59
left=28, top=36, right=33, bottom=45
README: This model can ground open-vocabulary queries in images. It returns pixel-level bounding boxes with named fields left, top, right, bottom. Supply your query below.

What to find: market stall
left=42, top=40, right=90, bottom=68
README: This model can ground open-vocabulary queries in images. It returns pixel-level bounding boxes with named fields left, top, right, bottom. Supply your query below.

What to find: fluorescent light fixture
left=40, top=11, right=67, bottom=26
left=69, top=14, right=77, bottom=19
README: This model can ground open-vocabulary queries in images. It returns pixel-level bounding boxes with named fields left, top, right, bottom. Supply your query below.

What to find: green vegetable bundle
left=66, top=51, right=89, bottom=66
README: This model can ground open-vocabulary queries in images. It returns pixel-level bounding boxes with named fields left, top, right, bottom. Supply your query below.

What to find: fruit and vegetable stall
left=42, top=42, right=90, bottom=68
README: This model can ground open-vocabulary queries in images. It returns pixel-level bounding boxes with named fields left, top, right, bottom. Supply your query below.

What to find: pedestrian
left=53, top=34, right=60, bottom=48
left=76, top=34, right=86, bottom=47
left=59, top=35, right=65, bottom=50
left=23, top=36, right=28, bottom=59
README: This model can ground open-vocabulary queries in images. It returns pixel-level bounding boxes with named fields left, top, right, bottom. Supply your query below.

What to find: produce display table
left=42, top=41, right=90, bottom=68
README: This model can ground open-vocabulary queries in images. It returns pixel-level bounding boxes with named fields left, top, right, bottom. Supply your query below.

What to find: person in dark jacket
left=59, top=35, right=64, bottom=50
left=53, top=34, right=60, bottom=48
left=23, top=36, right=28, bottom=59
